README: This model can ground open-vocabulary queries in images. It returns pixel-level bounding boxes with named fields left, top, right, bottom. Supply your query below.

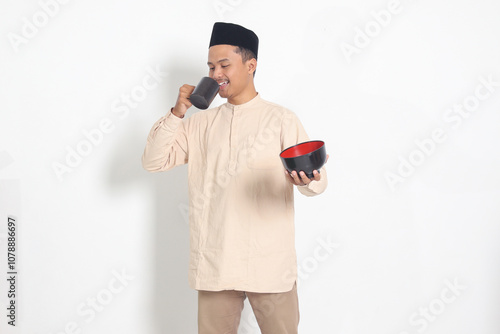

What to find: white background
left=1, top=0, right=500, bottom=333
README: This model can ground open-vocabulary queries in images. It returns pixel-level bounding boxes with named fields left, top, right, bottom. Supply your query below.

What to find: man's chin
left=218, top=91, right=229, bottom=99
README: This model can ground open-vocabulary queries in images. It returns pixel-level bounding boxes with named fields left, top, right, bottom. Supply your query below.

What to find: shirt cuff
left=297, top=167, right=328, bottom=196
left=162, top=109, right=183, bottom=130
left=169, top=107, right=184, bottom=119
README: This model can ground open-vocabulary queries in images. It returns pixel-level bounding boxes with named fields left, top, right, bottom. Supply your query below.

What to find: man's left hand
left=284, top=154, right=329, bottom=186
left=285, top=169, right=321, bottom=186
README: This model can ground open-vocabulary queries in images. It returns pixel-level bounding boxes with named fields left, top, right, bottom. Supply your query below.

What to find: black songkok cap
left=209, top=22, right=259, bottom=59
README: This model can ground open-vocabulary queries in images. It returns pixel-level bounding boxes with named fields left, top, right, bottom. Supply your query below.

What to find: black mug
left=190, top=77, right=220, bottom=110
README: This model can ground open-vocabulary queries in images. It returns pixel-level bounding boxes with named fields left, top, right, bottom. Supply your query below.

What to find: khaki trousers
left=198, top=282, right=300, bottom=334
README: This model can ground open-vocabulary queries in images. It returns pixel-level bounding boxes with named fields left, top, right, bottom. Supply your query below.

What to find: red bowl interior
left=280, top=141, right=324, bottom=158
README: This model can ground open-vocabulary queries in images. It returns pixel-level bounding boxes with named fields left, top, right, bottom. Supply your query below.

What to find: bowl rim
left=279, top=140, right=325, bottom=158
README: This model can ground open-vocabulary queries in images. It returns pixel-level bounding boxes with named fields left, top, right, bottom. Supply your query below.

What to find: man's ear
left=247, top=58, right=257, bottom=75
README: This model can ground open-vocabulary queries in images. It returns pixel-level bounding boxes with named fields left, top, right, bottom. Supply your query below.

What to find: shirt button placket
left=228, top=106, right=238, bottom=175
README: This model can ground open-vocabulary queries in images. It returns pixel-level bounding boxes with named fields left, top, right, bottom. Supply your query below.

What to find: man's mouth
left=218, top=80, right=229, bottom=90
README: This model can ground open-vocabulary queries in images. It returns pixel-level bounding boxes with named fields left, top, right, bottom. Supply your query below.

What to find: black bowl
left=280, top=140, right=326, bottom=179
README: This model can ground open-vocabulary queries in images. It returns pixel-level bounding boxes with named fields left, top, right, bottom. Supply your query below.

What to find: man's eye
left=209, top=68, right=215, bottom=71
left=221, top=65, right=229, bottom=68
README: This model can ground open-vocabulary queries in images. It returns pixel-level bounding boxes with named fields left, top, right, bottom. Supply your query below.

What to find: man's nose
left=211, top=66, right=222, bottom=80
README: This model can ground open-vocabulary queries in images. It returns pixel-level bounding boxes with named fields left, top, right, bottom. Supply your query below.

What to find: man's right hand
left=172, top=84, right=195, bottom=118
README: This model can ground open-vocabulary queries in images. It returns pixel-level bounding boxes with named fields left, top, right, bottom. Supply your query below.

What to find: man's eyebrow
left=207, top=58, right=230, bottom=65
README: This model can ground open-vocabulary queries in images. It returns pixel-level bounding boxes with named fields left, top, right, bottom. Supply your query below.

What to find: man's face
left=207, top=44, right=255, bottom=100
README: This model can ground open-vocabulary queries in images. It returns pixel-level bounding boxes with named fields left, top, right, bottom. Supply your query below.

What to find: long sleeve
left=281, top=110, right=328, bottom=197
left=142, top=110, right=189, bottom=172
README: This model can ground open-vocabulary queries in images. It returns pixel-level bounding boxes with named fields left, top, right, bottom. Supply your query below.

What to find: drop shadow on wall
left=107, top=63, right=205, bottom=334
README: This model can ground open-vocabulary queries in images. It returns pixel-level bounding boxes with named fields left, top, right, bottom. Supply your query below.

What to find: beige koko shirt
left=142, top=94, right=327, bottom=293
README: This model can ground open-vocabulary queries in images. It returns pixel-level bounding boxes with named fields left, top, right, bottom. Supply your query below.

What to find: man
left=142, top=22, right=327, bottom=334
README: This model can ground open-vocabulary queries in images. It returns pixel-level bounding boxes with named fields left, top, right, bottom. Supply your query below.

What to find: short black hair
left=234, top=46, right=257, bottom=77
